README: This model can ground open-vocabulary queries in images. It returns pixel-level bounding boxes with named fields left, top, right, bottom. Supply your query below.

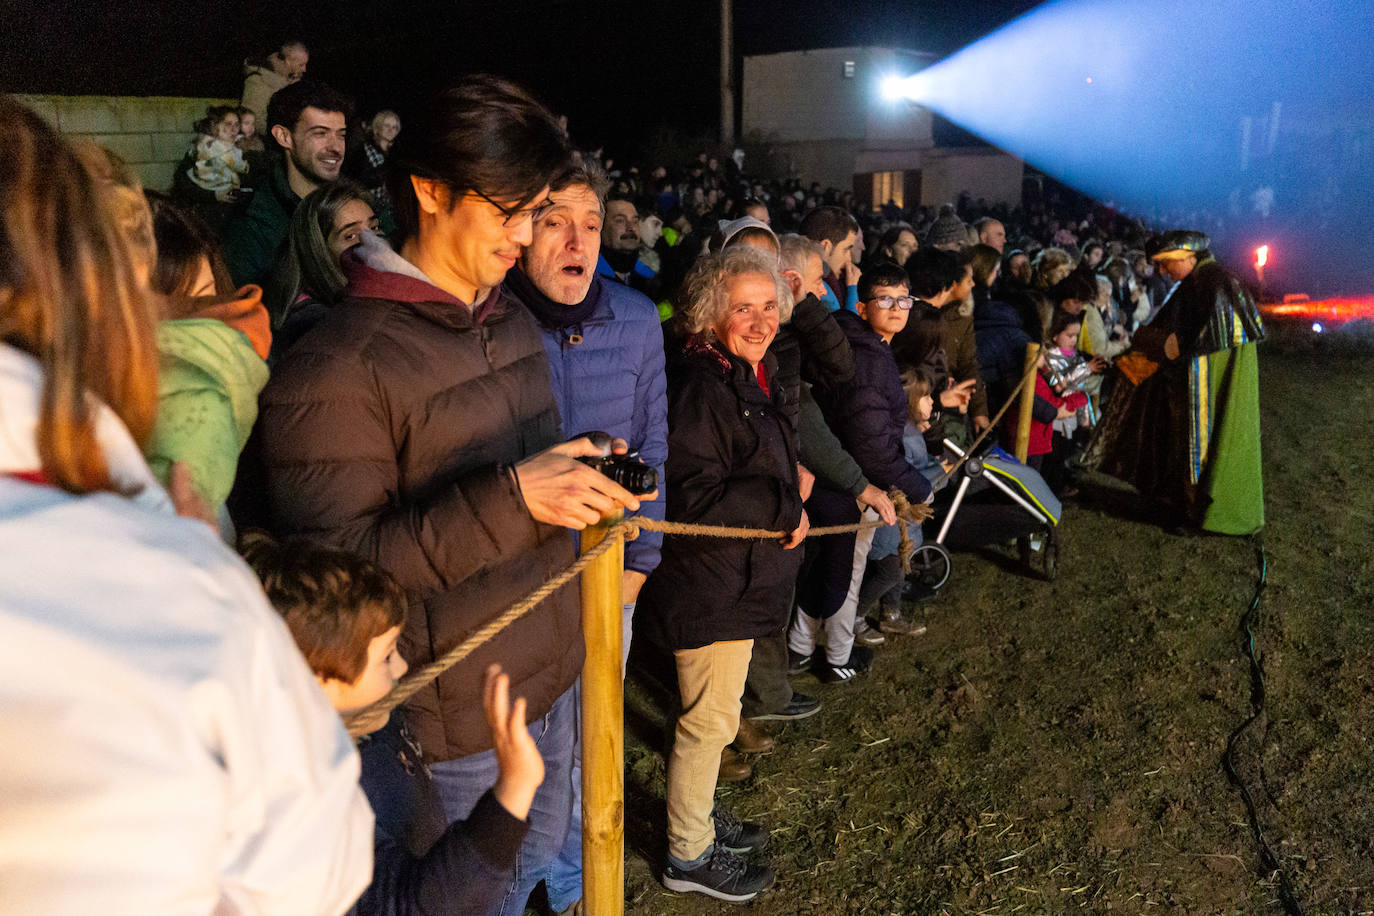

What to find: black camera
left=574, top=430, right=657, bottom=495
left=579, top=453, right=658, bottom=495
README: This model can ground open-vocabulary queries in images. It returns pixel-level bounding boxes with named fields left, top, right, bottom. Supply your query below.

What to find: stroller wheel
left=1018, top=528, right=1059, bottom=581
left=910, top=543, right=952, bottom=591
left=1041, top=526, right=1059, bottom=581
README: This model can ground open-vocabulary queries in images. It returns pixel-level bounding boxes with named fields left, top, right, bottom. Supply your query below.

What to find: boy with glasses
left=789, top=262, right=934, bottom=682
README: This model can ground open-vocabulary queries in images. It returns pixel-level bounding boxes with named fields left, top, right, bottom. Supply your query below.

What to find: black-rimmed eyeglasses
left=470, top=189, right=552, bottom=227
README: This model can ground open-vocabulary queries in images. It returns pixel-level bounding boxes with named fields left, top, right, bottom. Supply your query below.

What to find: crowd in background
left=0, top=35, right=1264, bottom=915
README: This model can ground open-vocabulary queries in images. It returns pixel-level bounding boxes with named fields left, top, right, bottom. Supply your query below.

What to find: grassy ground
left=617, top=336, right=1374, bottom=914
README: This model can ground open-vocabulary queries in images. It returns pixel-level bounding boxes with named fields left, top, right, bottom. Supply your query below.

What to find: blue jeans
left=429, top=685, right=577, bottom=916
left=545, top=602, right=635, bottom=912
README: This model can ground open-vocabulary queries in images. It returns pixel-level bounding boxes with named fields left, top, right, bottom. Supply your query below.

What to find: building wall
left=743, top=46, right=934, bottom=146
left=15, top=94, right=240, bottom=192
left=918, top=148, right=1025, bottom=209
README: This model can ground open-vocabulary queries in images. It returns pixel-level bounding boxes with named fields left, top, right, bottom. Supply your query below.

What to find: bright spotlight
left=880, top=74, right=909, bottom=102
left=1311, top=322, right=1324, bottom=333
left=1256, top=245, right=1269, bottom=268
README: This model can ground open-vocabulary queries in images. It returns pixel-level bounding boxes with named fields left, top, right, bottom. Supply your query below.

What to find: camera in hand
left=579, top=454, right=658, bottom=495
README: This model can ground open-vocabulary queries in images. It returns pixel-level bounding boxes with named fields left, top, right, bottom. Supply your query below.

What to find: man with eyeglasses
left=792, top=261, right=935, bottom=682
left=253, top=75, right=645, bottom=916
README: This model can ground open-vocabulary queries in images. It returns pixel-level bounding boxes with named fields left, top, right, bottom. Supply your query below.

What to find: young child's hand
left=484, top=664, right=545, bottom=820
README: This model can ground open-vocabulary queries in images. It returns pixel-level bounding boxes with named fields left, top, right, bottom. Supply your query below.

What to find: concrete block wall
left=14, top=94, right=239, bottom=191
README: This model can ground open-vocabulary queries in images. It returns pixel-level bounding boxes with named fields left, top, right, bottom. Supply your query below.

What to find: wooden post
left=580, top=514, right=625, bottom=916
left=1014, top=342, right=1041, bottom=463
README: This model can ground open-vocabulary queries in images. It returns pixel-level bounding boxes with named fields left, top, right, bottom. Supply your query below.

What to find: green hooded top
left=145, top=317, right=269, bottom=516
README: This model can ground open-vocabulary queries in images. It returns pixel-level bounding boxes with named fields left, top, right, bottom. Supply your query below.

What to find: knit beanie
left=925, top=213, right=967, bottom=249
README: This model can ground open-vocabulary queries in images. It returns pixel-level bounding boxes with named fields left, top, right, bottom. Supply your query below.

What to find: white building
left=743, top=46, right=1025, bottom=210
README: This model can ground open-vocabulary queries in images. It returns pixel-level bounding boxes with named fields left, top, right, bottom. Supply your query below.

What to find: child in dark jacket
left=242, top=534, right=543, bottom=916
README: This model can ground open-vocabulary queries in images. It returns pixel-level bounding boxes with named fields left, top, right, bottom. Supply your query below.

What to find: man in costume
left=1087, top=230, right=1265, bottom=534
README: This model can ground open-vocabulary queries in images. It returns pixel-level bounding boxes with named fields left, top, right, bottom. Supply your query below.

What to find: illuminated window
left=873, top=171, right=904, bottom=209
left=843, top=61, right=856, bottom=78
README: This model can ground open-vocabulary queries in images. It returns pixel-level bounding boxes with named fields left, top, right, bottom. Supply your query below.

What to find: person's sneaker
left=718, top=746, right=752, bottom=783
left=816, top=646, right=874, bottom=684
left=853, top=617, right=886, bottom=647
left=662, top=847, right=774, bottom=902
left=877, top=606, right=928, bottom=637
left=749, top=691, right=821, bottom=722
left=787, top=649, right=813, bottom=674
left=712, top=806, right=769, bottom=853
left=732, top=717, right=776, bottom=755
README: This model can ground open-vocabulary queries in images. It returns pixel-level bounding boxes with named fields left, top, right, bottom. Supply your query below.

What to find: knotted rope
left=343, top=489, right=931, bottom=737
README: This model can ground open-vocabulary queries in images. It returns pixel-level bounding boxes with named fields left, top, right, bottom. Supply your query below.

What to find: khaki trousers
left=666, top=638, right=755, bottom=862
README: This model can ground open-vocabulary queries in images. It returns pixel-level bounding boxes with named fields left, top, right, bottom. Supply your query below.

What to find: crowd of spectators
left=0, top=35, right=1263, bottom=914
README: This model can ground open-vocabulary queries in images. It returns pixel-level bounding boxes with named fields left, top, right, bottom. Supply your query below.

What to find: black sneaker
left=713, top=806, right=768, bottom=853
left=816, top=646, right=874, bottom=684
left=662, top=847, right=774, bottom=902
left=786, top=649, right=813, bottom=675
left=749, top=691, right=821, bottom=722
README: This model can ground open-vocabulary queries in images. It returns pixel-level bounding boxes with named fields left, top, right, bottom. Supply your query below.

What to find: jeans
left=545, top=602, right=636, bottom=912
left=429, top=686, right=577, bottom=916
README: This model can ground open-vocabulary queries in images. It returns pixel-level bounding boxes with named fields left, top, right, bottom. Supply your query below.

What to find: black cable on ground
left=1220, top=534, right=1304, bottom=915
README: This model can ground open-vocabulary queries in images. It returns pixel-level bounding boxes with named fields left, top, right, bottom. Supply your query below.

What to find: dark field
left=618, top=338, right=1374, bottom=914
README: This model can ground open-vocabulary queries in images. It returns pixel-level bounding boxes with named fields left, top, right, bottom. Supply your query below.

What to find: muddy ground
left=616, top=337, right=1374, bottom=914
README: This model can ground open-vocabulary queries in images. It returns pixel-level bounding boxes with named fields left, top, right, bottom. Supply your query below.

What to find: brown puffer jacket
left=255, top=251, right=580, bottom=762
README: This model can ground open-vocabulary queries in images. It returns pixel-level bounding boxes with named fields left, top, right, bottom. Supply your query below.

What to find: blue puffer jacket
left=519, top=275, right=668, bottom=576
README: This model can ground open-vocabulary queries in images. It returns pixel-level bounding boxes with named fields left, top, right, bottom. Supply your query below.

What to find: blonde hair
left=678, top=246, right=794, bottom=336
left=0, top=95, right=160, bottom=494
left=1031, top=247, right=1073, bottom=290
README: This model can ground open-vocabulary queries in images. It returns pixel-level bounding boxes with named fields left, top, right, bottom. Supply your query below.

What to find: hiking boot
left=877, top=606, right=928, bottom=637
left=749, top=691, right=821, bottom=722
left=816, top=646, right=874, bottom=684
left=712, top=806, right=769, bottom=853
left=718, top=746, right=752, bottom=783
left=732, top=717, right=776, bottom=754
left=853, top=617, right=886, bottom=647
left=662, top=847, right=774, bottom=903
left=787, top=649, right=813, bottom=675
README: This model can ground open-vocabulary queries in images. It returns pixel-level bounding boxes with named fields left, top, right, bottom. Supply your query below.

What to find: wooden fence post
left=580, top=514, right=625, bottom=916
left=1015, top=342, right=1041, bottom=463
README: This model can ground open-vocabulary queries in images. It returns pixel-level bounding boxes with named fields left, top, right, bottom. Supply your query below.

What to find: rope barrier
left=343, top=490, right=932, bottom=736
left=346, top=360, right=1049, bottom=735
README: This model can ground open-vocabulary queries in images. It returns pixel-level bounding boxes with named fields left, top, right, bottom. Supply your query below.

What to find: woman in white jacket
left=0, top=94, right=374, bottom=916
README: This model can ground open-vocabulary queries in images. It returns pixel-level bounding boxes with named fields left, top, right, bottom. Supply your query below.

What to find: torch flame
left=1256, top=245, right=1269, bottom=268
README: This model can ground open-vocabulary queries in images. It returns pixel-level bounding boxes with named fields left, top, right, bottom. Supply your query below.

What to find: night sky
left=2, top=0, right=1039, bottom=156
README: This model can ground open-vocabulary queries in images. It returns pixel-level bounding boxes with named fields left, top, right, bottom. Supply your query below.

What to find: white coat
left=0, top=343, right=374, bottom=915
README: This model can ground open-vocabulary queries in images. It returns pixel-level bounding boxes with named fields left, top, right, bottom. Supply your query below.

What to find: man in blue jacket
left=502, top=161, right=668, bottom=915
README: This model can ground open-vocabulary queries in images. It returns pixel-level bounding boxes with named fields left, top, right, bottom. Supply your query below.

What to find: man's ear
left=819, top=239, right=834, bottom=260
left=270, top=124, right=292, bottom=152
left=410, top=176, right=450, bottom=216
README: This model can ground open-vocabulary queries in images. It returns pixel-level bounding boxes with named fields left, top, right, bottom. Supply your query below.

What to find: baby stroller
left=908, top=438, right=1063, bottom=590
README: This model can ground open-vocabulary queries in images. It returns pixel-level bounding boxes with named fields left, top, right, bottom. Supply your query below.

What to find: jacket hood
left=0, top=342, right=172, bottom=512
left=342, top=231, right=469, bottom=308
left=164, top=284, right=272, bottom=361
left=157, top=319, right=271, bottom=446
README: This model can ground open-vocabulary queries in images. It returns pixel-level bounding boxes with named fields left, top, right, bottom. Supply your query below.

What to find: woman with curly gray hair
left=639, top=245, right=806, bottom=903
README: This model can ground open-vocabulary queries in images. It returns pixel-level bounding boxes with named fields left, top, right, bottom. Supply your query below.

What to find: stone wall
left=14, top=94, right=239, bottom=192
